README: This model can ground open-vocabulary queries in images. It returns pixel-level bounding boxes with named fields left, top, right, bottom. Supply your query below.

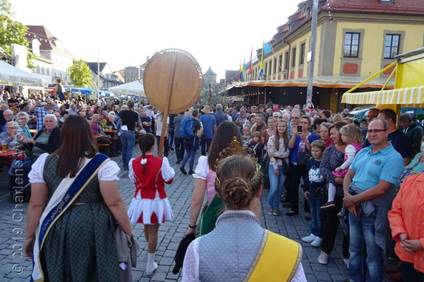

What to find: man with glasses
left=343, top=118, right=404, bottom=282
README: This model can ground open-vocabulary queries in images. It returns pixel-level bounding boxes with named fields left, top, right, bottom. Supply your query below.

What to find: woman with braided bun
left=127, top=133, right=175, bottom=275
left=186, top=121, right=242, bottom=236
left=182, top=155, right=307, bottom=281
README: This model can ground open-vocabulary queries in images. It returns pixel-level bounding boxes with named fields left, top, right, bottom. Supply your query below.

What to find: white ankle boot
left=146, top=252, right=158, bottom=275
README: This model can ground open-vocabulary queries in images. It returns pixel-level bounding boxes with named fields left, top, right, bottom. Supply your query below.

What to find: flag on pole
left=258, top=42, right=265, bottom=80
left=239, top=60, right=244, bottom=81
left=248, top=47, right=253, bottom=79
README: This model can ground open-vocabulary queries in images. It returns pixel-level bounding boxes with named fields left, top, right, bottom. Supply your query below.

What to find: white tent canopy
left=0, top=61, right=46, bottom=87
left=108, top=80, right=145, bottom=97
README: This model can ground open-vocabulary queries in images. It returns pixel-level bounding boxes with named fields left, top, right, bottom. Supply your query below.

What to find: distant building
left=229, top=0, right=424, bottom=112
left=26, top=25, right=74, bottom=84
left=225, top=70, right=239, bottom=86
left=87, top=62, right=123, bottom=89
left=124, top=66, right=139, bottom=83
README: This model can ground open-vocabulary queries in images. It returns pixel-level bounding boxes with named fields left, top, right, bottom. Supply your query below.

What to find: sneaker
left=146, top=261, right=158, bottom=276
left=272, top=210, right=280, bottom=216
left=321, top=201, right=335, bottom=210
left=301, top=234, right=316, bottom=243
left=310, top=237, right=322, bottom=247
left=188, top=170, right=195, bottom=175
left=318, top=251, right=329, bottom=265
left=180, top=167, right=187, bottom=175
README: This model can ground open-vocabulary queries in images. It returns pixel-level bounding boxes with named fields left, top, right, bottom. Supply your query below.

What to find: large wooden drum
left=143, top=49, right=203, bottom=155
left=143, top=49, right=203, bottom=114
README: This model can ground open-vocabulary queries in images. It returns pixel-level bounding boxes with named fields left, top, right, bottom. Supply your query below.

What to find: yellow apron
left=247, top=231, right=302, bottom=282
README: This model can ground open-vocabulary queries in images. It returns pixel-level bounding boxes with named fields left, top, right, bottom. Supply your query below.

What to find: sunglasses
left=367, top=129, right=386, bottom=133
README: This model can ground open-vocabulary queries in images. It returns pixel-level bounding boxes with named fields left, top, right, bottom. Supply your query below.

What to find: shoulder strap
left=247, top=231, right=301, bottom=282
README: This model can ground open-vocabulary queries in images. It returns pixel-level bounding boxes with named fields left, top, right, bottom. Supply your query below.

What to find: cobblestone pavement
left=0, top=153, right=348, bottom=282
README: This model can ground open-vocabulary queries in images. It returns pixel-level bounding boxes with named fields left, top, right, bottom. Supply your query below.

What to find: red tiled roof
left=26, top=25, right=56, bottom=50
left=324, top=0, right=424, bottom=15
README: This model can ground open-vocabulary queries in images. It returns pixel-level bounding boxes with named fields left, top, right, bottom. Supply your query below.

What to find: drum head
left=143, top=49, right=203, bottom=114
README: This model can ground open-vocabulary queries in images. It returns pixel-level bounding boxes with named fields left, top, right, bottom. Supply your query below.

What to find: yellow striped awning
left=342, top=86, right=424, bottom=105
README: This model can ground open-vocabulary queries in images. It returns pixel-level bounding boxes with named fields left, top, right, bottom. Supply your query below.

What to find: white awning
left=342, top=86, right=424, bottom=106
left=108, top=80, right=145, bottom=97
left=0, top=61, right=45, bottom=87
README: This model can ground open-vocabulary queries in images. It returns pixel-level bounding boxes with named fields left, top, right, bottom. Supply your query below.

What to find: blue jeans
left=181, top=149, right=196, bottom=171
left=267, top=165, right=286, bottom=210
left=120, top=131, right=135, bottom=170
left=308, top=192, right=323, bottom=237
left=349, top=212, right=383, bottom=282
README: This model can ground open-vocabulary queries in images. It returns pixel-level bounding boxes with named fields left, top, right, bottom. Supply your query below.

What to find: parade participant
left=24, top=114, right=61, bottom=160
left=154, top=111, right=169, bottom=157
left=119, top=101, right=138, bottom=171
left=302, top=140, right=326, bottom=247
left=318, top=122, right=349, bottom=265
left=24, top=115, right=132, bottom=282
left=127, top=133, right=175, bottom=275
left=322, top=124, right=362, bottom=209
left=267, top=120, right=289, bottom=216
left=186, top=121, right=242, bottom=236
left=388, top=172, right=424, bottom=281
left=343, top=118, right=404, bottom=282
left=182, top=155, right=306, bottom=282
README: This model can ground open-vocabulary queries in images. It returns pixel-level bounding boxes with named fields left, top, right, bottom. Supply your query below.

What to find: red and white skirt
left=127, top=193, right=173, bottom=225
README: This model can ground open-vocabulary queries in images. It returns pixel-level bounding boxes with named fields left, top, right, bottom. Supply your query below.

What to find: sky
left=10, top=0, right=300, bottom=79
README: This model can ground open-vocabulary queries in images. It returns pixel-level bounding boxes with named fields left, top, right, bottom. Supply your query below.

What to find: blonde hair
left=340, top=124, right=362, bottom=143
left=215, top=155, right=262, bottom=210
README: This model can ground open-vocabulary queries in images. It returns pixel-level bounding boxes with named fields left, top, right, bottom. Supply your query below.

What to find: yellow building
left=229, top=0, right=424, bottom=112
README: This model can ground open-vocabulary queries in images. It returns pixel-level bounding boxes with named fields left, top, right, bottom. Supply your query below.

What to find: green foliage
left=68, top=60, right=93, bottom=87
left=0, top=0, right=31, bottom=67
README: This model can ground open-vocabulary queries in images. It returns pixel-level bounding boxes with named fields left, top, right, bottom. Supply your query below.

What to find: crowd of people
left=0, top=88, right=423, bottom=281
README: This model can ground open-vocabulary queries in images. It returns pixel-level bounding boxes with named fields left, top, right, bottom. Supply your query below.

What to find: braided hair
left=215, top=155, right=262, bottom=210
left=138, top=133, right=155, bottom=173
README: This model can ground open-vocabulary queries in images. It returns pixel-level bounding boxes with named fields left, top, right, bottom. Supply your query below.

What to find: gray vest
left=199, top=211, right=265, bottom=282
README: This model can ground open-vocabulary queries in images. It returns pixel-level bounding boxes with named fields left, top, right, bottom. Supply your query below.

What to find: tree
left=68, top=60, right=93, bottom=87
left=0, top=0, right=30, bottom=66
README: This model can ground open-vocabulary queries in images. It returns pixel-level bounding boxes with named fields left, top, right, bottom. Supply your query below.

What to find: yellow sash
left=247, top=231, right=302, bottom=282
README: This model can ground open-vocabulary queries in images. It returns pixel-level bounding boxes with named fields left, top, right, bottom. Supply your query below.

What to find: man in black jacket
left=400, top=113, right=423, bottom=156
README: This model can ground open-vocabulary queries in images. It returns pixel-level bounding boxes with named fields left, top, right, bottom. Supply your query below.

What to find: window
left=384, top=34, right=401, bottom=59
left=300, top=43, right=306, bottom=65
left=284, top=51, right=289, bottom=70
left=344, top=32, right=360, bottom=57
left=278, top=54, right=283, bottom=71
left=291, top=47, right=297, bottom=68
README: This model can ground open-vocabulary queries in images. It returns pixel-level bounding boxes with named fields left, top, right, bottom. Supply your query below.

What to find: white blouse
left=28, top=153, right=120, bottom=184
left=128, top=156, right=175, bottom=183
left=193, top=156, right=209, bottom=180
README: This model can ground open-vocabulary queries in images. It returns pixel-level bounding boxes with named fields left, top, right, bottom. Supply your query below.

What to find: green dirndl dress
left=40, top=154, right=119, bottom=282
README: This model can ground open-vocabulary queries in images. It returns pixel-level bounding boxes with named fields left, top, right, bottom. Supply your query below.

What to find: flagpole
left=306, top=0, right=318, bottom=107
